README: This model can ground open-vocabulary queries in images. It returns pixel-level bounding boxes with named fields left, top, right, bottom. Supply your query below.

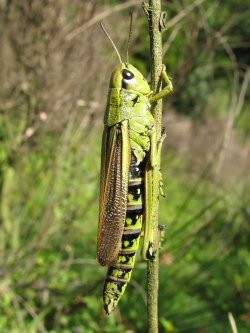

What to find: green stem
left=146, top=0, right=164, bottom=332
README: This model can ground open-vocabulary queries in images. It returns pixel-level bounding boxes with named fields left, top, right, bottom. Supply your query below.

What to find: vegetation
left=0, top=0, right=249, bottom=332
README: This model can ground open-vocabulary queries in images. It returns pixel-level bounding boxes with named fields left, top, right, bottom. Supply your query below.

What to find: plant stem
left=146, top=0, right=164, bottom=332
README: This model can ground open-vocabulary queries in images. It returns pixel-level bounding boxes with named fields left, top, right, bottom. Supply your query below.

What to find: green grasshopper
left=97, top=22, right=172, bottom=315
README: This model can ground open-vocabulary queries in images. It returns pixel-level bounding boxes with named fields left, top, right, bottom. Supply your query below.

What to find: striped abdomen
left=103, top=158, right=145, bottom=314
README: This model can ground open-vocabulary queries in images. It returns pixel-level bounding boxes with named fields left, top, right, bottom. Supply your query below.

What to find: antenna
left=100, top=23, right=122, bottom=64
left=126, top=11, right=134, bottom=64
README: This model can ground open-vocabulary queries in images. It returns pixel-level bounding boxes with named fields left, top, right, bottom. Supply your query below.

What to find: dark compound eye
left=121, top=69, right=134, bottom=80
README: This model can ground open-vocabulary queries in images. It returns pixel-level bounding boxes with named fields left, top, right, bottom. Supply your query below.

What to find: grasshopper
left=97, top=21, right=172, bottom=315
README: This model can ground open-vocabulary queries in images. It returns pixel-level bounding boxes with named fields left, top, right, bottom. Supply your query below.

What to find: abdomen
left=103, top=157, right=145, bottom=314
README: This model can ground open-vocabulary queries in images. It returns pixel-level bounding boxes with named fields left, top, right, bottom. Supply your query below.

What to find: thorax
left=105, top=88, right=154, bottom=129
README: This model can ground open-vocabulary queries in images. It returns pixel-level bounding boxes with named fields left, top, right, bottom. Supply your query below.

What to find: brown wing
left=97, top=122, right=130, bottom=266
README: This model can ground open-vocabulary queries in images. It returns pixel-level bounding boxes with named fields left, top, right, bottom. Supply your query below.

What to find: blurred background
left=0, top=0, right=249, bottom=332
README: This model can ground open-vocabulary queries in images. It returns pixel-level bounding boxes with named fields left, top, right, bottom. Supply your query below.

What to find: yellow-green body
left=97, top=62, right=172, bottom=314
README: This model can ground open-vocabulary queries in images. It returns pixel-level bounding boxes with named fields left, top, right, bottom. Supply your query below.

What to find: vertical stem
left=146, top=1, right=163, bottom=332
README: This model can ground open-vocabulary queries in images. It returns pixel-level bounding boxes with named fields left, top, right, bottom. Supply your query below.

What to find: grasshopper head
left=110, top=63, right=151, bottom=95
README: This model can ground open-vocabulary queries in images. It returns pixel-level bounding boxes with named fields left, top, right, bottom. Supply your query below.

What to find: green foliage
left=133, top=0, right=250, bottom=118
left=0, top=124, right=249, bottom=332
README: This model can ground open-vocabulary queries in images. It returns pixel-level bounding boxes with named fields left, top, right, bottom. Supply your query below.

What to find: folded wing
left=97, top=121, right=130, bottom=266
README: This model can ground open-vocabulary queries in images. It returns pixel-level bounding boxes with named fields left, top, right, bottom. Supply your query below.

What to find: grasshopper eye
left=122, top=69, right=134, bottom=80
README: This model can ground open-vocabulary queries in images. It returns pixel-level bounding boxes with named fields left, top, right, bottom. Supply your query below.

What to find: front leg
left=149, top=65, right=173, bottom=103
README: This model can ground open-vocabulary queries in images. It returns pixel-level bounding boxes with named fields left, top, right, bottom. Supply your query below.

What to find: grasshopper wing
left=97, top=121, right=130, bottom=266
